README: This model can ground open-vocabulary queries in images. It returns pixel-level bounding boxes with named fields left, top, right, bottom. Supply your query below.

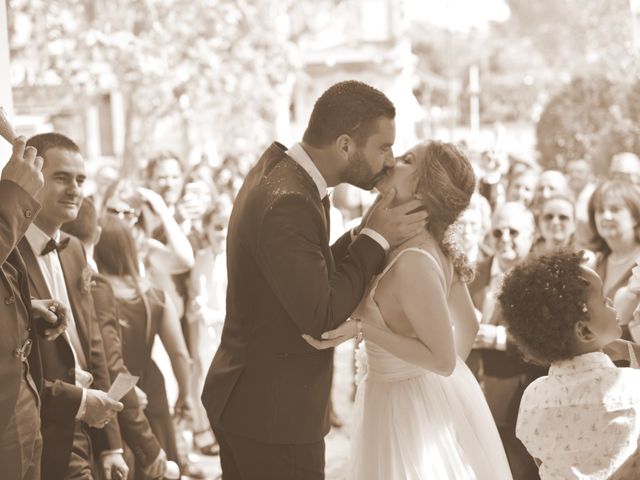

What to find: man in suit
left=62, top=197, right=169, bottom=479
left=18, top=133, right=127, bottom=479
left=201, top=80, right=428, bottom=479
left=0, top=137, right=71, bottom=479
left=468, top=201, right=544, bottom=480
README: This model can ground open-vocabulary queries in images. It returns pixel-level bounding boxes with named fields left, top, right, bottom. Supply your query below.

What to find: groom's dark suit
left=202, top=142, right=386, bottom=475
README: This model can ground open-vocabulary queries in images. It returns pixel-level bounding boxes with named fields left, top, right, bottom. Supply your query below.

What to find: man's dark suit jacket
left=18, top=233, right=122, bottom=479
left=202, top=142, right=386, bottom=444
left=91, top=272, right=161, bottom=468
left=468, top=256, right=546, bottom=426
left=0, top=180, right=41, bottom=434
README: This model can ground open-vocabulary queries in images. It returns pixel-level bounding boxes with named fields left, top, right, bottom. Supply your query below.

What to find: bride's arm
left=302, top=251, right=479, bottom=375
left=361, top=252, right=458, bottom=376
left=448, top=280, right=480, bottom=361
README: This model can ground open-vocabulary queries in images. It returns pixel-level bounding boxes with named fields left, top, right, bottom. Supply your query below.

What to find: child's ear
left=574, top=320, right=596, bottom=343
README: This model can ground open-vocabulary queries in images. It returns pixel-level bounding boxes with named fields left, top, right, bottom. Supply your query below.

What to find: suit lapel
left=18, top=238, right=52, bottom=299
left=285, top=154, right=331, bottom=242
left=321, top=195, right=331, bottom=240
left=58, top=235, right=91, bottom=361
left=18, top=237, right=76, bottom=366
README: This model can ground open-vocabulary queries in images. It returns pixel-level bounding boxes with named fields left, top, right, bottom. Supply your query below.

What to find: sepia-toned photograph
left=2, top=1, right=640, bottom=479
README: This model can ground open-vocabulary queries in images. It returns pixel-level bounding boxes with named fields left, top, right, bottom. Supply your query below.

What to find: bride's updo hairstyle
left=415, top=141, right=476, bottom=282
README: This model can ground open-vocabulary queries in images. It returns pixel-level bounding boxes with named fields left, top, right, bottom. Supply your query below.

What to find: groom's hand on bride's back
left=362, top=188, right=428, bottom=249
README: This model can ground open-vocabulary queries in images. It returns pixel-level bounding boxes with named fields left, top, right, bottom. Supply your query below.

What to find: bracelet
left=354, top=319, right=363, bottom=342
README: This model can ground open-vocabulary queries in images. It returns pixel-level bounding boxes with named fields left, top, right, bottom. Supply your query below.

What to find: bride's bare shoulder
left=383, top=247, right=446, bottom=289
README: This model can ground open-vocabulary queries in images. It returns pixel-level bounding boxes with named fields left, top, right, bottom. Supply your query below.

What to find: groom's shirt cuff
left=358, top=228, right=389, bottom=252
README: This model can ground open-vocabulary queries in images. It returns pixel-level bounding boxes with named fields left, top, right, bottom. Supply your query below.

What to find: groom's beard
left=345, top=149, right=390, bottom=191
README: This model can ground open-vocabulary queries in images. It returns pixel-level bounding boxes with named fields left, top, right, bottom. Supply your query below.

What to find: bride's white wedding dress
left=348, top=246, right=513, bottom=480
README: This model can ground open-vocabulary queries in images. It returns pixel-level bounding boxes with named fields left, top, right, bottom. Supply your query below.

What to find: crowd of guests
left=445, top=147, right=640, bottom=478
left=5, top=122, right=640, bottom=479
left=0, top=133, right=234, bottom=479
left=322, top=143, right=640, bottom=478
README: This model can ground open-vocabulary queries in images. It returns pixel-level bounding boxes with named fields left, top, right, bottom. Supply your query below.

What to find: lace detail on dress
left=354, top=340, right=368, bottom=385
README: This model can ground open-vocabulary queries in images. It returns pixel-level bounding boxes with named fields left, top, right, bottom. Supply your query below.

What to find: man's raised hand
left=2, top=136, right=44, bottom=197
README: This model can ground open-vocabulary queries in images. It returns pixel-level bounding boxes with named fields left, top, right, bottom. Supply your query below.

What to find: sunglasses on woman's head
left=492, top=228, right=520, bottom=239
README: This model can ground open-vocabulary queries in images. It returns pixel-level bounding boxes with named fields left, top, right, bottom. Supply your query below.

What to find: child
left=498, top=249, right=640, bottom=479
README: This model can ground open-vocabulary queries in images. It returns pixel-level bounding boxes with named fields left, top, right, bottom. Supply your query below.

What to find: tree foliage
left=535, top=76, right=640, bottom=172
left=494, top=0, right=640, bottom=167
left=536, top=77, right=616, bottom=170
left=8, top=0, right=328, bottom=173
left=504, top=0, right=635, bottom=77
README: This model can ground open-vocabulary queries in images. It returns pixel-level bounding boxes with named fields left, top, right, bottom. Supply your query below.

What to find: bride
left=304, top=140, right=513, bottom=479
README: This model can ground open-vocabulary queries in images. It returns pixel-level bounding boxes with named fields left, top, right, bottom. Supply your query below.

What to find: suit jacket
left=18, top=233, right=122, bottom=479
left=594, top=251, right=637, bottom=343
left=468, top=256, right=546, bottom=426
left=0, top=180, right=42, bottom=434
left=201, top=142, right=385, bottom=444
left=91, top=272, right=161, bottom=468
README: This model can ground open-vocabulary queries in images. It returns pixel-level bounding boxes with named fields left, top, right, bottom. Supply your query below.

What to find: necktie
left=41, top=237, right=70, bottom=256
left=322, top=195, right=331, bottom=239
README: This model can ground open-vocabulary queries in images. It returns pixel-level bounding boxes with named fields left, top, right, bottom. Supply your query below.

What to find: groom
left=201, top=80, right=427, bottom=479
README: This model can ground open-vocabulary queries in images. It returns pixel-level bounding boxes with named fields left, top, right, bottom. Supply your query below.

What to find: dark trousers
left=498, top=426, right=539, bottom=480
left=0, top=369, right=42, bottom=480
left=65, top=422, right=95, bottom=480
left=213, top=427, right=325, bottom=480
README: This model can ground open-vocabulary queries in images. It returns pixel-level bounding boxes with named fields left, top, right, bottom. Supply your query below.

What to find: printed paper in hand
left=107, top=372, right=139, bottom=401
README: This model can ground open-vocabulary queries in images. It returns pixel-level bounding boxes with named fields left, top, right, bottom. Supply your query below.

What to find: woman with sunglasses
left=531, top=195, right=596, bottom=265
left=467, top=201, right=544, bottom=478
left=101, top=179, right=195, bottom=277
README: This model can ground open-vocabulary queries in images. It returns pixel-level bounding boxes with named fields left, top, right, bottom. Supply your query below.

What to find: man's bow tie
left=41, top=237, right=70, bottom=256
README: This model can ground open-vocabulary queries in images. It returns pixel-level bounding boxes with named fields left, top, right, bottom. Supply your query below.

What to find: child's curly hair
left=497, top=249, right=590, bottom=366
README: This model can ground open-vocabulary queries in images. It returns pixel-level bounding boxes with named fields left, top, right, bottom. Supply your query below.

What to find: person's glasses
left=107, top=207, right=139, bottom=221
left=492, top=228, right=520, bottom=239
left=542, top=213, right=571, bottom=222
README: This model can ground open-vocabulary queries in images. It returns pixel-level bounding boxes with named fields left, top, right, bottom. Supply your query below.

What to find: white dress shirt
left=286, top=142, right=389, bottom=251
left=517, top=352, right=640, bottom=479
left=25, top=224, right=91, bottom=418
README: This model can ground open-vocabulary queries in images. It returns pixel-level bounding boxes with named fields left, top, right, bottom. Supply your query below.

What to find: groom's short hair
left=303, top=80, right=395, bottom=148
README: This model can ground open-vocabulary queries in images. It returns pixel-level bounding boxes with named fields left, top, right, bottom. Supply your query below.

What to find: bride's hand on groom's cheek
left=302, top=321, right=357, bottom=349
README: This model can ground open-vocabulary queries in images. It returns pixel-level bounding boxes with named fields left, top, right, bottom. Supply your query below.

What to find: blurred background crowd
left=5, top=0, right=640, bottom=479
